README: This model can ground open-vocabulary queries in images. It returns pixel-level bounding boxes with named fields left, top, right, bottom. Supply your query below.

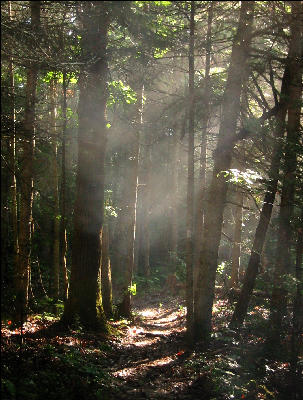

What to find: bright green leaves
left=42, top=71, right=78, bottom=84
left=128, top=282, right=137, bottom=296
left=108, top=80, right=137, bottom=108
left=154, top=47, right=169, bottom=58
left=220, top=169, right=263, bottom=189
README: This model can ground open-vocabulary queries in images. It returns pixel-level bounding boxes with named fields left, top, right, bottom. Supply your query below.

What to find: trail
left=107, top=295, right=193, bottom=399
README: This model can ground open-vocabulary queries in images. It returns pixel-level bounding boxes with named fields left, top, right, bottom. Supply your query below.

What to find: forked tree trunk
left=62, top=2, right=109, bottom=329
left=15, top=1, right=40, bottom=323
left=269, top=0, right=302, bottom=344
left=193, top=2, right=254, bottom=342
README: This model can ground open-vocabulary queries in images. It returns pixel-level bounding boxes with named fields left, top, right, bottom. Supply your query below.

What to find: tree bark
left=229, top=190, right=243, bottom=289
left=60, top=71, right=69, bottom=301
left=101, top=224, right=113, bottom=318
left=62, top=2, right=109, bottom=329
left=193, top=1, right=213, bottom=296
left=269, top=0, right=302, bottom=344
left=186, top=0, right=195, bottom=339
left=291, top=206, right=303, bottom=372
left=50, top=78, right=60, bottom=300
left=116, top=86, right=142, bottom=318
left=15, top=1, right=40, bottom=322
left=193, top=2, right=254, bottom=342
left=8, top=1, right=19, bottom=285
left=136, top=93, right=151, bottom=278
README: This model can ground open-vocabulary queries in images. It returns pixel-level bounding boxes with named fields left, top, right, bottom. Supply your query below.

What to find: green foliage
left=128, top=282, right=137, bottom=296
left=42, top=71, right=78, bottom=84
left=108, top=80, right=137, bottom=108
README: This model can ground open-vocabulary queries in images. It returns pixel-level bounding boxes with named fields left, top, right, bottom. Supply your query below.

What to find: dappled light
left=1, top=1, right=303, bottom=399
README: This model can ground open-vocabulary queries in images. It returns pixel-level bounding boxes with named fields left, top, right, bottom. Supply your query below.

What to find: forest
left=1, top=1, right=302, bottom=399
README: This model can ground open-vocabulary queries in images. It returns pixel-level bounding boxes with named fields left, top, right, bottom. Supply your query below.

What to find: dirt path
left=107, top=294, right=192, bottom=399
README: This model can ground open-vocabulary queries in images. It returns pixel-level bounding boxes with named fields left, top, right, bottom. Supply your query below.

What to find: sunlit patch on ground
left=133, top=338, right=159, bottom=347
left=113, top=355, right=175, bottom=378
left=140, top=308, right=158, bottom=318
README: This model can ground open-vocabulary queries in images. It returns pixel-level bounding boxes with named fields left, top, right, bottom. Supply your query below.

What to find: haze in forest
left=1, top=1, right=302, bottom=399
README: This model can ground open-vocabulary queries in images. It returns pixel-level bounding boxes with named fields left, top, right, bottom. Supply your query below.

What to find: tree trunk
left=229, top=49, right=294, bottom=329
left=116, top=86, right=142, bottom=318
left=101, top=224, right=113, bottom=318
left=60, top=71, right=68, bottom=301
left=50, top=78, right=60, bottom=300
left=169, top=128, right=178, bottom=267
left=269, top=0, right=302, bottom=344
left=291, top=206, right=303, bottom=372
left=193, top=1, right=213, bottom=296
left=62, top=2, right=109, bottom=329
left=193, top=2, right=254, bottom=342
left=8, top=1, right=19, bottom=283
left=15, top=1, right=40, bottom=323
left=185, top=0, right=195, bottom=340
left=136, top=90, right=151, bottom=277
left=229, top=190, right=243, bottom=289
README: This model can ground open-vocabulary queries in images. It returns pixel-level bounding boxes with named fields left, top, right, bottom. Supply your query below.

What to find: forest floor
left=1, top=290, right=302, bottom=400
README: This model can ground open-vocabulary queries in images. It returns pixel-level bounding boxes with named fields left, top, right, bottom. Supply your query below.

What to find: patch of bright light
left=140, top=308, right=158, bottom=318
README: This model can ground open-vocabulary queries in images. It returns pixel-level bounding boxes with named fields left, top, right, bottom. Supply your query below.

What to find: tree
left=193, top=1, right=255, bottom=342
left=63, top=1, right=110, bottom=329
left=230, top=63, right=292, bottom=328
left=15, top=0, right=41, bottom=323
left=269, top=0, right=302, bottom=345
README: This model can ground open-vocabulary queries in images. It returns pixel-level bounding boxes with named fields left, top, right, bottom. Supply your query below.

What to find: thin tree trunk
left=229, top=58, right=292, bottom=329
left=50, top=78, right=60, bottom=300
left=137, top=90, right=150, bottom=277
left=291, top=206, right=303, bottom=373
left=193, top=1, right=213, bottom=295
left=193, top=2, right=254, bottom=343
left=186, top=0, right=195, bottom=339
left=229, top=190, right=243, bottom=289
left=101, top=224, right=113, bottom=318
left=170, top=131, right=178, bottom=261
left=269, top=0, right=302, bottom=344
left=117, top=86, right=142, bottom=318
left=8, top=1, right=19, bottom=280
left=15, top=1, right=40, bottom=323
left=60, top=71, right=68, bottom=301
left=63, top=2, right=109, bottom=329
